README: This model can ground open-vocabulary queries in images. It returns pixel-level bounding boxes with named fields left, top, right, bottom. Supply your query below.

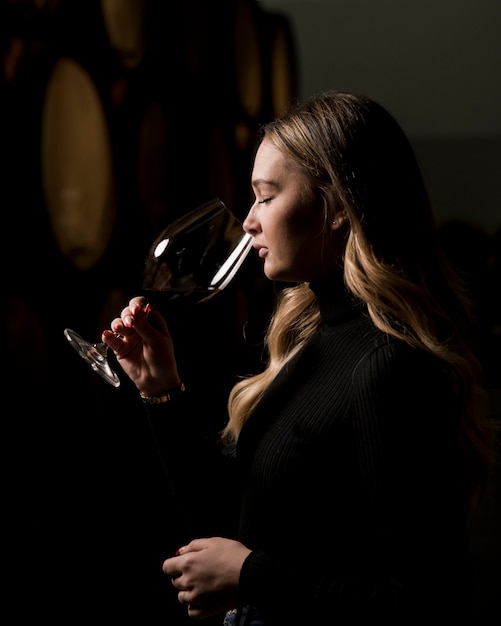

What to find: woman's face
left=243, top=137, right=341, bottom=283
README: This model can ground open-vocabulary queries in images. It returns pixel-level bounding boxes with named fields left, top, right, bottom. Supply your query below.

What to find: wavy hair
left=223, top=91, right=494, bottom=511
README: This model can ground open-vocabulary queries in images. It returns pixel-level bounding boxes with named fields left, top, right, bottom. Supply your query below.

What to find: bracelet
left=139, top=382, right=186, bottom=404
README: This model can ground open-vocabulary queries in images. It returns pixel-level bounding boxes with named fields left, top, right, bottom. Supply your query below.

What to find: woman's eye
left=258, top=197, right=272, bottom=204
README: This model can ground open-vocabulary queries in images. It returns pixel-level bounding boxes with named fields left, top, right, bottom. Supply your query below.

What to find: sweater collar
left=309, top=274, right=364, bottom=324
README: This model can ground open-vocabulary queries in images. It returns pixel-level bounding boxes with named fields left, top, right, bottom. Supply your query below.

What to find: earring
left=332, top=220, right=337, bottom=225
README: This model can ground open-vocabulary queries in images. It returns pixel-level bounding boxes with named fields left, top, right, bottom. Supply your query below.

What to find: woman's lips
left=253, top=243, right=268, bottom=258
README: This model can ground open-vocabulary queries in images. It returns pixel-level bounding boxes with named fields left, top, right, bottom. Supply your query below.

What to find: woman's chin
left=264, top=267, right=293, bottom=283
left=263, top=263, right=278, bottom=281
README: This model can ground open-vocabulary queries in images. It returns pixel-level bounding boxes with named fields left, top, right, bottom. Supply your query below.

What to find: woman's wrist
left=139, top=381, right=186, bottom=404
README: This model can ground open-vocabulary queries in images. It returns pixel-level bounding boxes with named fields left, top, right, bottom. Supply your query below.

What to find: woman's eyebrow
left=251, top=178, right=278, bottom=189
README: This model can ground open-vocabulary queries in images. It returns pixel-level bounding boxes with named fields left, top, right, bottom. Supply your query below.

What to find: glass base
left=64, top=328, right=121, bottom=388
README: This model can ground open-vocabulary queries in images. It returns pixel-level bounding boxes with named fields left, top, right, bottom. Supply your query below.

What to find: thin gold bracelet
left=139, top=382, right=186, bottom=404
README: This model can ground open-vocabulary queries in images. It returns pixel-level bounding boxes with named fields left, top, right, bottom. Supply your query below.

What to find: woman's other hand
left=163, top=537, right=252, bottom=620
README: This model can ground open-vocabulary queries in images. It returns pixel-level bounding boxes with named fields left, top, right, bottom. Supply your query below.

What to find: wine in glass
left=64, top=198, right=253, bottom=387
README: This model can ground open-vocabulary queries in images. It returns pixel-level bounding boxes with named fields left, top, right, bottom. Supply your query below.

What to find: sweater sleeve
left=143, top=387, right=240, bottom=544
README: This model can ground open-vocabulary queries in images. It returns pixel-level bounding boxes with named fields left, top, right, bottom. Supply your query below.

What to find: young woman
left=103, top=91, right=494, bottom=625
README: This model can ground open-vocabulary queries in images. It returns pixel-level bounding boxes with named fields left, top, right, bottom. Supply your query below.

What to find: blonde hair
left=223, top=91, right=495, bottom=511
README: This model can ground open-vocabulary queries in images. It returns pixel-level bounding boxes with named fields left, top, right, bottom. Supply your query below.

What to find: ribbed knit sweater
left=147, top=277, right=477, bottom=624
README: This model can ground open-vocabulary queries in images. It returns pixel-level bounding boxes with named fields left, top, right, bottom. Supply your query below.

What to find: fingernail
left=124, top=315, right=133, bottom=328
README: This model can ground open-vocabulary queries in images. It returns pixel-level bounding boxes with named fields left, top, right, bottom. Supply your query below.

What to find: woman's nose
left=243, top=205, right=259, bottom=235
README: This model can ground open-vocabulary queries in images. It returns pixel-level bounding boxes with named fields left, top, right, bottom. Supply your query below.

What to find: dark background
left=2, top=1, right=499, bottom=623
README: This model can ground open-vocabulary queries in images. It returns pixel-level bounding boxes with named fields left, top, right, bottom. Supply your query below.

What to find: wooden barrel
left=262, top=11, right=299, bottom=118
left=137, top=111, right=239, bottom=232
left=40, top=56, right=117, bottom=271
left=232, top=0, right=265, bottom=123
left=100, top=0, right=147, bottom=70
left=205, top=121, right=238, bottom=215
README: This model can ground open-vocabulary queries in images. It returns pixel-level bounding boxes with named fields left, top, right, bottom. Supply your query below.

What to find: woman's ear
left=330, top=211, right=348, bottom=230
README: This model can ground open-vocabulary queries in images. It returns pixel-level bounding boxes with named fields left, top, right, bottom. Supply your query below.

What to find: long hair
left=223, top=91, right=494, bottom=511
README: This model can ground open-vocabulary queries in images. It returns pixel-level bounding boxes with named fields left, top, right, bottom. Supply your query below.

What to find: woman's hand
left=102, top=296, right=181, bottom=395
left=162, top=537, right=252, bottom=620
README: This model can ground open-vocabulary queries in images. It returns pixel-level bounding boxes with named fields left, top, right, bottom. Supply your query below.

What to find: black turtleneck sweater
left=146, top=278, right=477, bottom=624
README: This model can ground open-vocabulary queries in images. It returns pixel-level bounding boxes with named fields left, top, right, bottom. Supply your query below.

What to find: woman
left=103, top=91, right=494, bottom=624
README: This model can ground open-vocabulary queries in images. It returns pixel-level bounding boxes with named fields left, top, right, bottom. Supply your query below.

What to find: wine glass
left=64, top=198, right=253, bottom=387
